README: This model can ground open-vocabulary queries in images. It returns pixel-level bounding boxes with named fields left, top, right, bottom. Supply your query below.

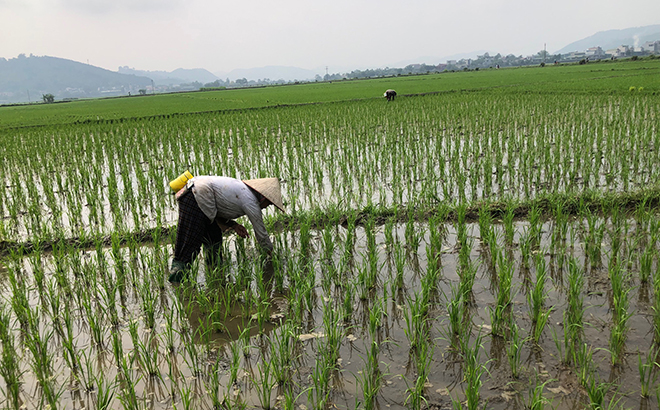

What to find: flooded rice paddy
left=1, top=211, right=659, bottom=410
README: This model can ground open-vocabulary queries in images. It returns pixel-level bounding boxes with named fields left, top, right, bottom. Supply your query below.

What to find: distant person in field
left=384, top=89, right=397, bottom=101
left=169, top=176, right=285, bottom=283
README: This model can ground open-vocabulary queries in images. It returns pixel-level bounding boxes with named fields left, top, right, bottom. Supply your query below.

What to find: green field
left=1, top=57, right=660, bottom=410
left=1, top=57, right=659, bottom=130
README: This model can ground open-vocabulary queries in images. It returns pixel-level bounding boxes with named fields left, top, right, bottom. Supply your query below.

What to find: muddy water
left=1, top=215, right=658, bottom=409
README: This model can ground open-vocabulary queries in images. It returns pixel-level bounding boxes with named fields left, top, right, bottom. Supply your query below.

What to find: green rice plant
left=281, top=384, right=305, bottom=410
left=608, top=261, right=631, bottom=365
left=393, top=241, right=406, bottom=291
left=456, top=203, right=468, bottom=251
left=308, top=352, right=333, bottom=410
left=134, top=329, right=162, bottom=380
left=573, top=342, right=594, bottom=387
left=367, top=296, right=384, bottom=339
left=342, top=279, right=355, bottom=323
left=461, top=332, right=487, bottom=410
left=60, top=301, right=79, bottom=374
left=422, top=245, right=441, bottom=304
left=228, top=338, right=242, bottom=386
left=638, top=346, right=658, bottom=398
left=528, top=253, right=552, bottom=343
left=101, top=275, right=120, bottom=328
left=458, top=233, right=473, bottom=274
left=404, top=317, right=434, bottom=410
left=251, top=359, right=276, bottom=410
left=323, top=298, right=343, bottom=368
left=519, top=228, right=533, bottom=271
left=0, top=302, right=23, bottom=409
left=117, top=345, right=144, bottom=409
left=446, top=284, right=465, bottom=349
left=25, top=317, right=63, bottom=409
left=176, top=377, right=195, bottom=410
left=342, top=214, right=357, bottom=264
left=459, top=258, right=478, bottom=304
left=358, top=317, right=386, bottom=410
left=559, top=257, right=585, bottom=364
left=584, top=374, right=614, bottom=410
left=525, top=372, right=552, bottom=410
left=405, top=210, right=423, bottom=251
left=404, top=292, right=429, bottom=351
left=111, top=326, right=125, bottom=370
left=551, top=201, right=568, bottom=250
left=299, top=217, right=312, bottom=257
left=507, top=321, right=523, bottom=379
left=428, top=208, right=447, bottom=256
left=270, top=321, right=297, bottom=386
left=78, top=349, right=97, bottom=393
left=503, top=205, right=516, bottom=245
left=489, top=248, right=514, bottom=338
left=93, top=372, right=116, bottom=410
left=478, top=205, right=494, bottom=247
left=639, top=245, right=654, bottom=284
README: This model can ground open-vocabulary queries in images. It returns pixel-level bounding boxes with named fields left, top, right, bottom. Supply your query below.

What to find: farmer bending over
left=169, top=175, right=285, bottom=283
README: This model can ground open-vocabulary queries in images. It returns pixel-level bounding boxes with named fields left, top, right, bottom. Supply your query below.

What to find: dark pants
left=173, top=190, right=223, bottom=271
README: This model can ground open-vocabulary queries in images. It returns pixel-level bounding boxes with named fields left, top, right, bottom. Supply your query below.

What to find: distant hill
left=555, top=24, right=660, bottom=54
left=218, top=66, right=323, bottom=82
left=118, top=66, right=218, bottom=86
left=0, top=55, right=152, bottom=104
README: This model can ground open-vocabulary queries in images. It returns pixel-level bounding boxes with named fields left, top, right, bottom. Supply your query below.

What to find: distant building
left=641, top=41, right=660, bottom=53
left=565, top=51, right=587, bottom=60
left=614, top=45, right=632, bottom=57
left=586, top=46, right=605, bottom=57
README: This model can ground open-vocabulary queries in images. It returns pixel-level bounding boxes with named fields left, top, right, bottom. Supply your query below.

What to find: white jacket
left=191, top=176, right=273, bottom=251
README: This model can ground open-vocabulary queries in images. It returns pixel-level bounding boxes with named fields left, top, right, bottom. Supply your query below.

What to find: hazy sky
left=1, top=0, right=658, bottom=75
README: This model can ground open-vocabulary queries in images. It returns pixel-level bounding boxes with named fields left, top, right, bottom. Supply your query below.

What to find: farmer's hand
left=233, top=224, right=249, bottom=238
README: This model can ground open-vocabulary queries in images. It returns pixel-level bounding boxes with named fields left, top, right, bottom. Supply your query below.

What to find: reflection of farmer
left=169, top=176, right=285, bottom=283
left=384, top=89, right=397, bottom=101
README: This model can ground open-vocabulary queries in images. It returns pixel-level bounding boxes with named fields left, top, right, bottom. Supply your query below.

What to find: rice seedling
left=608, top=260, right=631, bottom=365
left=461, top=332, right=487, bottom=410
left=502, top=205, right=516, bottom=246
left=445, top=284, right=465, bottom=349
left=93, top=372, right=116, bottom=410
left=584, top=374, right=615, bottom=410
left=404, top=292, right=429, bottom=351
left=270, top=321, right=297, bottom=386
left=528, top=253, right=552, bottom=343
left=404, top=335, right=433, bottom=410
left=489, top=247, right=514, bottom=338
left=392, top=241, right=406, bottom=291
left=525, top=372, right=552, bottom=410
left=507, top=321, right=524, bottom=379
left=558, top=256, right=585, bottom=365
left=0, top=302, right=23, bottom=409
left=573, top=343, right=595, bottom=389
left=251, top=359, right=276, bottom=410
left=638, top=346, right=658, bottom=399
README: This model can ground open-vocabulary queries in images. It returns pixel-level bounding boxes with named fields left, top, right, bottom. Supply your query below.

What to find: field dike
left=3, top=186, right=660, bottom=258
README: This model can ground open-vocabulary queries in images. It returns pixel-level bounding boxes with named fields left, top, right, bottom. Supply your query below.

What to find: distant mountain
left=218, top=66, right=323, bottom=82
left=118, top=66, right=218, bottom=86
left=0, top=54, right=152, bottom=104
left=555, top=24, right=660, bottom=54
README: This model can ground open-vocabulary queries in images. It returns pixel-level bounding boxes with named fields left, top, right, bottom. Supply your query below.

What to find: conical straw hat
left=243, top=177, right=286, bottom=213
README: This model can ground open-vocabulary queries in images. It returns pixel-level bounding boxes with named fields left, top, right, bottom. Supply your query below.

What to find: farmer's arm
left=243, top=202, right=273, bottom=253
